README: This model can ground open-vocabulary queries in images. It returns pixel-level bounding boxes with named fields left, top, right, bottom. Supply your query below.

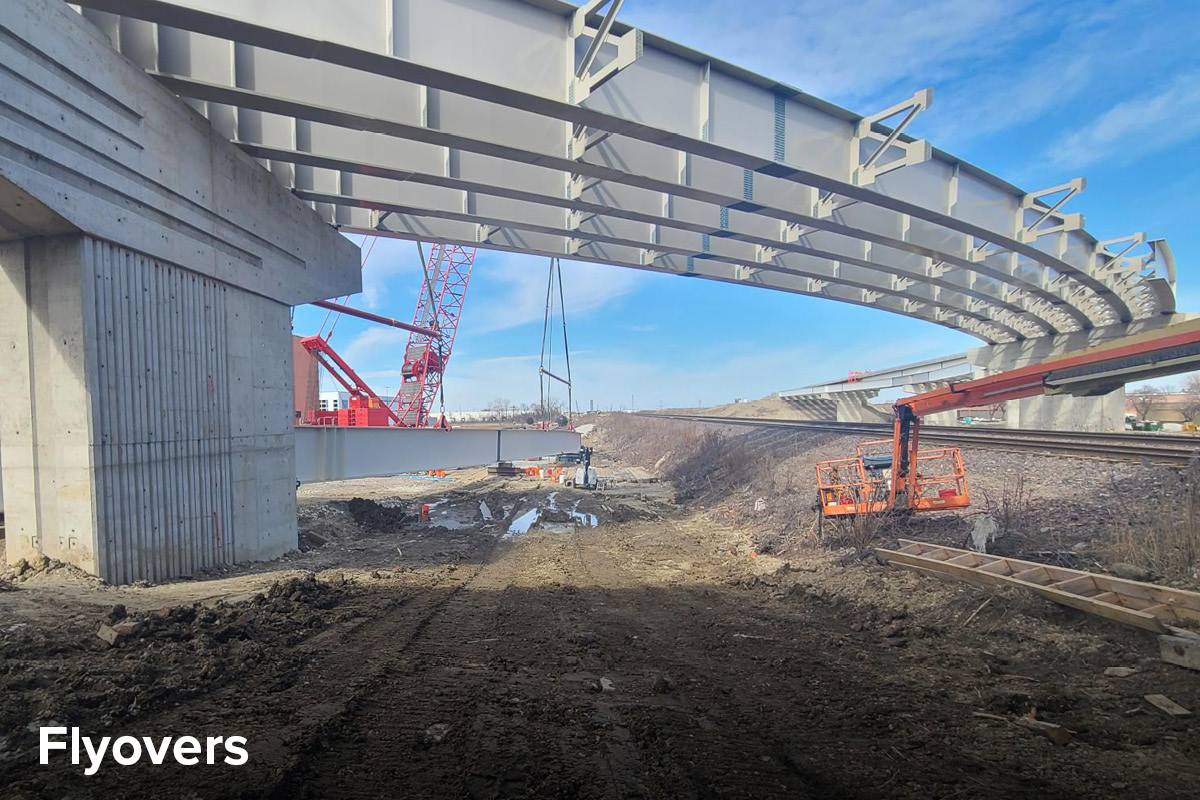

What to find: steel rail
left=642, top=414, right=1200, bottom=466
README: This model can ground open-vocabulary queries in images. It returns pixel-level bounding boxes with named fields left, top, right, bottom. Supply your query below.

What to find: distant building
left=1125, top=393, right=1197, bottom=423
left=319, top=391, right=350, bottom=411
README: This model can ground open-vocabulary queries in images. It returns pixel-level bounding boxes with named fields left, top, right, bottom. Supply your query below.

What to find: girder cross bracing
left=70, top=0, right=1176, bottom=344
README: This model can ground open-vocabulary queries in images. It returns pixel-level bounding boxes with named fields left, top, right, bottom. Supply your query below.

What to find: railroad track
left=643, top=413, right=1200, bottom=466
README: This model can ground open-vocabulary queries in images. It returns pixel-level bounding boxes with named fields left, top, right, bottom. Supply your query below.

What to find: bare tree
left=486, top=397, right=512, bottom=421
left=1129, top=384, right=1166, bottom=421
left=533, top=398, right=565, bottom=423
left=1181, top=376, right=1200, bottom=424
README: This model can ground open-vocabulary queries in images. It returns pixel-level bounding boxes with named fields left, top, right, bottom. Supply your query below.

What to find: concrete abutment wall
left=0, top=235, right=299, bottom=582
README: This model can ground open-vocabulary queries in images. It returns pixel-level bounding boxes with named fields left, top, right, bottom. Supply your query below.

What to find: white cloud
left=627, top=0, right=1033, bottom=105
left=464, top=252, right=643, bottom=334
left=1048, top=72, right=1200, bottom=170
left=924, top=52, right=1096, bottom=148
left=356, top=236, right=423, bottom=310
left=626, top=0, right=1200, bottom=155
left=340, top=326, right=409, bottom=368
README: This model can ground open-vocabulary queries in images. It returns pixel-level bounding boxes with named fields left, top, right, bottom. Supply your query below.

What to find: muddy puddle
left=506, top=492, right=599, bottom=538
left=425, top=500, right=477, bottom=530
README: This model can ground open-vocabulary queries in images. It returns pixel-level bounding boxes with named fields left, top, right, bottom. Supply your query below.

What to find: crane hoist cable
left=538, top=257, right=573, bottom=429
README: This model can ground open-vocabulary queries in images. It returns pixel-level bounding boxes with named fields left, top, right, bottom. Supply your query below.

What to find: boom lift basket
left=816, top=438, right=968, bottom=517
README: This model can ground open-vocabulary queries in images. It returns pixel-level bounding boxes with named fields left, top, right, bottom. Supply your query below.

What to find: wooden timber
left=876, top=539, right=1200, bottom=637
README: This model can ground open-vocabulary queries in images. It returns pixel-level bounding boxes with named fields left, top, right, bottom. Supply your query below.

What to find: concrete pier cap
left=0, top=0, right=360, bottom=582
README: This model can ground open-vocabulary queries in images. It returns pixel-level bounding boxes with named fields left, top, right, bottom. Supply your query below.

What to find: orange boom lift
left=817, top=319, right=1200, bottom=519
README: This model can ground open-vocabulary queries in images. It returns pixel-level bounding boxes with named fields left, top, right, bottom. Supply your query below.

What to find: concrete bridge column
left=1006, top=392, right=1127, bottom=432
left=833, top=390, right=888, bottom=423
left=0, top=236, right=300, bottom=582
left=964, top=322, right=1178, bottom=433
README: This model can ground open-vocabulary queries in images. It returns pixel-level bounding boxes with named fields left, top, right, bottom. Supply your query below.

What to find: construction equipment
left=569, top=446, right=597, bottom=489
left=392, top=243, right=476, bottom=428
left=879, top=539, right=1200, bottom=637
left=817, top=319, right=1200, bottom=519
left=297, top=239, right=473, bottom=429
left=298, top=335, right=400, bottom=427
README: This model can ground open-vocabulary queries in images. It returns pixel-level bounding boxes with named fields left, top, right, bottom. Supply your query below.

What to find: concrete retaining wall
left=0, top=0, right=359, bottom=584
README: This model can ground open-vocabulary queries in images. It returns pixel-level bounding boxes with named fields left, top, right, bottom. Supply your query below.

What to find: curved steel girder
left=340, top=222, right=1012, bottom=345
left=352, top=222, right=1025, bottom=344
left=244, top=144, right=1057, bottom=339
left=157, top=74, right=1087, bottom=335
left=82, top=0, right=1136, bottom=325
left=303, top=190, right=1025, bottom=343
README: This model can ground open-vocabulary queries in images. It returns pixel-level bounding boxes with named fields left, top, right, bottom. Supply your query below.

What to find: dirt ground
left=2, top=426, right=1199, bottom=799
left=658, top=394, right=801, bottom=420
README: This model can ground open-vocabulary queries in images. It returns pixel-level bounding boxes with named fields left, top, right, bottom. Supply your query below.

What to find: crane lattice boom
left=393, top=244, right=476, bottom=427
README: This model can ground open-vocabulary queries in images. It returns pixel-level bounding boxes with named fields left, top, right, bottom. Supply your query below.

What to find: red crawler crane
left=299, top=335, right=401, bottom=427
left=392, top=244, right=476, bottom=428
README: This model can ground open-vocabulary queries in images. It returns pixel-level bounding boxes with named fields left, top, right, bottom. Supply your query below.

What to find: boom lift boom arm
left=819, top=319, right=1200, bottom=518
left=888, top=319, right=1200, bottom=511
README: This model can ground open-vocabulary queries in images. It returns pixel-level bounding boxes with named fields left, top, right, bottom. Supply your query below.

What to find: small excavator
left=817, top=319, right=1200, bottom=520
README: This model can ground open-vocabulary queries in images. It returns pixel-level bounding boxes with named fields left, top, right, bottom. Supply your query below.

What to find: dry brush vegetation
left=598, top=414, right=1200, bottom=584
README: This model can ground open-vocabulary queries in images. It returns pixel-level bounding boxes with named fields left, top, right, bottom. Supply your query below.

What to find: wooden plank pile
left=875, top=540, right=1200, bottom=652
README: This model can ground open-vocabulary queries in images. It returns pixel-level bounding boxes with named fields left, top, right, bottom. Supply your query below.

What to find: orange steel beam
left=311, top=300, right=439, bottom=338
left=898, top=320, right=1200, bottom=418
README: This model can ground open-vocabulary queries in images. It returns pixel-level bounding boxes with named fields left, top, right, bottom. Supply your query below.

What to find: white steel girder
left=66, top=0, right=1177, bottom=343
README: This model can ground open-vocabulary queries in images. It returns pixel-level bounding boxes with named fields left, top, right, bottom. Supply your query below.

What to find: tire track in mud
left=10, top=547, right=500, bottom=800
left=559, top=523, right=835, bottom=799
left=259, top=553, right=502, bottom=799
left=564, top=523, right=1054, bottom=799
left=273, top=526, right=666, bottom=799
left=271, top=541, right=530, bottom=798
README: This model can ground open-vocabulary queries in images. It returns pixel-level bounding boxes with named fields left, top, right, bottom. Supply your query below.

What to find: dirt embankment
left=598, top=414, right=1200, bottom=586
left=658, top=393, right=802, bottom=419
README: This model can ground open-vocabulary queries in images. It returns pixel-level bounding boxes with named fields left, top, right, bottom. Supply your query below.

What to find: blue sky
left=293, top=0, right=1200, bottom=412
